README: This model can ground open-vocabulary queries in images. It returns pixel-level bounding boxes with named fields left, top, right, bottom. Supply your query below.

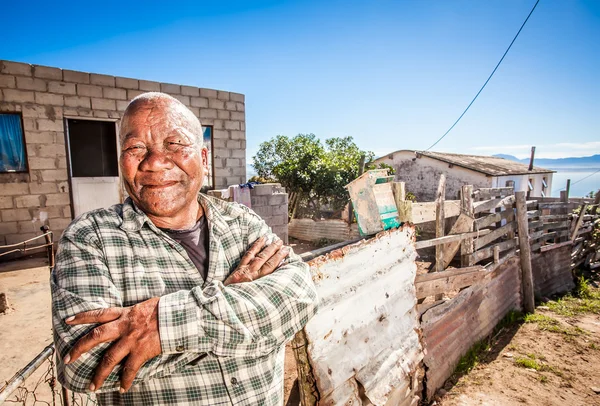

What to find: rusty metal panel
left=531, top=245, right=574, bottom=298
left=288, top=219, right=359, bottom=242
left=420, top=255, right=522, bottom=400
left=300, top=226, right=423, bottom=405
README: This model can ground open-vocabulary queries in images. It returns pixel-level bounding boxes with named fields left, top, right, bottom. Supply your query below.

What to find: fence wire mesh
left=1, top=344, right=97, bottom=406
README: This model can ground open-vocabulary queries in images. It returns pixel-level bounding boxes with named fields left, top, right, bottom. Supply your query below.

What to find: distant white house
left=373, top=150, right=555, bottom=201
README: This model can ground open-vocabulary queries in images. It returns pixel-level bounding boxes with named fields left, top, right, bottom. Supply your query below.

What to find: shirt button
left=176, top=345, right=184, bottom=352
left=231, top=377, right=238, bottom=385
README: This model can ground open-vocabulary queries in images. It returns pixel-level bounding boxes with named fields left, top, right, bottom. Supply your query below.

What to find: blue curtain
left=0, top=114, right=26, bottom=172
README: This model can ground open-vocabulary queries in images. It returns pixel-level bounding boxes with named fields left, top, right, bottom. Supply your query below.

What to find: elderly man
left=51, top=93, right=318, bottom=405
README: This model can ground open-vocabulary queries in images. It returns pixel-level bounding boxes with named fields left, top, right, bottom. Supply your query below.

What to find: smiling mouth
left=142, top=181, right=178, bottom=189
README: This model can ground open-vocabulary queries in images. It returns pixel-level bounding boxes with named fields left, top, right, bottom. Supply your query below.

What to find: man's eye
left=126, top=145, right=145, bottom=151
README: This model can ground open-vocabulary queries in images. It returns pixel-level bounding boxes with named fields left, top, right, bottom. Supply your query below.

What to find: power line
left=552, top=168, right=600, bottom=194
left=424, top=0, right=540, bottom=151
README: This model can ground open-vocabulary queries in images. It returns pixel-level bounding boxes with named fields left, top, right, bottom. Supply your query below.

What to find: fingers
left=258, top=245, right=291, bottom=277
left=248, top=239, right=284, bottom=271
left=90, top=340, right=130, bottom=392
left=239, top=236, right=266, bottom=266
left=65, top=307, right=123, bottom=325
left=120, top=355, right=147, bottom=393
left=65, top=322, right=121, bottom=364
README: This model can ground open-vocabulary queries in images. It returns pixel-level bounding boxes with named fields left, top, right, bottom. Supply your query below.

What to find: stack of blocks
left=249, top=184, right=289, bottom=244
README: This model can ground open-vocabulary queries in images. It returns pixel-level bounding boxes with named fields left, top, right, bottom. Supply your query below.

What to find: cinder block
left=251, top=196, right=269, bottom=207
left=269, top=194, right=288, bottom=205
left=15, top=195, right=41, bottom=208
left=217, top=91, right=230, bottom=101
left=231, top=150, right=246, bottom=161
left=236, top=102, right=245, bottom=112
left=2, top=208, right=32, bottom=221
left=200, top=88, right=217, bottom=98
left=22, top=105, right=51, bottom=119
left=91, top=98, right=116, bottom=110
left=173, top=94, right=190, bottom=106
left=226, top=140, right=241, bottom=149
left=26, top=131, right=55, bottom=144
left=213, top=138, right=227, bottom=149
left=230, top=92, right=245, bottom=103
left=37, top=119, right=63, bottom=132
left=29, top=182, right=58, bottom=194
left=199, top=109, right=217, bottom=119
left=62, top=205, right=72, bottom=218
left=16, top=77, right=46, bottom=91
left=33, top=65, right=62, bottom=80
left=187, top=106, right=200, bottom=117
left=253, top=206, right=272, bottom=218
left=230, top=130, right=245, bottom=140
left=77, top=84, right=102, bottom=98
left=251, top=184, right=275, bottom=196
left=48, top=81, right=76, bottom=95
left=45, top=193, right=70, bottom=206
left=1, top=61, right=32, bottom=76
left=127, top=89, right=144, bottom=100
left=116, top=77, right=139, bottom=89
left=270, top=214, right=288, bottom=226
left=209, top=99, right=225, bottom=110
left=232, top=166, right=246, bottom=176
left=90, top=73, right=115, bottom=87
left=225, top=101, right=237, bottom=111
left=213, top=120, right=224, bottom=129
left=63, top=70, right=90, bottom=84
left=225, top=121, right=240, bottom=131
left=139, top=80, right=160, bottom=92
left=191, top=97, right=208, bottom=108
left=231, top=111, right=245, bottom=121
left=272, top=205, right=288, bottom=216
left=161, top=83, right=180, bottom=94
left=181, top=86, right=199, bottom=96
left=0, top=74, right=16, bottom=88
left=117, top=100, right=130, bottom=111
left=225, top=158, right=240, bottom=167
left=65, top=96, right=91, bottom=108
left=217, top=110, right=230, bottom=119
left=33, top=206, right=62, bottom=220
left=49, top=217, right=72, bottom=231
left=3, top=89, right=34, bottom=103
left=226, top=176, right=242, bottom=186
left=2, top=183, right=29, bottom=196
left=35, top=92, right=64, bottom=106
left=0, top=222, right=18, bottom=235
left=0, top=196, right=14, bottom=209
left=103, top=87, right=127, bottom=100
left=93, top=110, right=109, bottom=118
left=42, top=170, right=69, bottom=182
left=57, top=181, right=69, bottom=194
left=29, top=157, right=56, bottom=169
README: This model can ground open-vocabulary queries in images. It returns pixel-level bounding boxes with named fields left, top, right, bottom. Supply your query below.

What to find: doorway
left=66, top=119, right=121, bottom=217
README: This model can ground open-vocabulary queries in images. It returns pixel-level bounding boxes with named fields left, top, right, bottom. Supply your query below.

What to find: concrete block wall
left=249, top=184, right=289, bottom=244
left=0, top=60, right=246, bottom=246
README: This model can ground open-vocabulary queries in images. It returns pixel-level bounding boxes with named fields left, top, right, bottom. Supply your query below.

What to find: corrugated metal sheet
left=300, top=226, right=423, bottom=405
left=531, top=245, right=574, bottom=297
left=289, top=218, right=359, bottom=242
left=420, top=255, right=522, bottom=400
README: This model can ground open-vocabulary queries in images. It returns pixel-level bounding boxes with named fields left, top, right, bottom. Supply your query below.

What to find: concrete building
left=0, top=60, right=246, bottom=246
left=373, top=150, right=554, bottom=202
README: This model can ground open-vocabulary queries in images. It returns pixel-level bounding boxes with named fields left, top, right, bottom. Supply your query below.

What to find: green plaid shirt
left=51, top=194, right=318, bottom=405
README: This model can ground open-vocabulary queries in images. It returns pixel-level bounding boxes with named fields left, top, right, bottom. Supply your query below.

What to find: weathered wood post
left=565, top=179, right=571, bottom=201
left=515, top=191, right=535, bottom=313
left=435, top=174, right=446, bottom=300
left=460, top=185, right=474, bottom=267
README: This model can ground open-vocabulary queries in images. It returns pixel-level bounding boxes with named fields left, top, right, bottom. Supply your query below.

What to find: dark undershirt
left=159, top=216, right=210, bottom=281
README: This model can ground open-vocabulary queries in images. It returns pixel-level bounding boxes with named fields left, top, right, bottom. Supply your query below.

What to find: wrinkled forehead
left=120, top=100, right=201, bottom=144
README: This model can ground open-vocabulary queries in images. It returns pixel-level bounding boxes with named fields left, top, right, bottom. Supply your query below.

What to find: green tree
left=252, top=134, right=380, bottom=218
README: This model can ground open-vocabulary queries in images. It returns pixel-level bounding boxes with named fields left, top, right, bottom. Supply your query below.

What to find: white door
left=66, top=119, right=121, bottom=217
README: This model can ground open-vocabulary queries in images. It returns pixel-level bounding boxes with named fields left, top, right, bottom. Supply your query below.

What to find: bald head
left=121, top=92, right=204, bottom=148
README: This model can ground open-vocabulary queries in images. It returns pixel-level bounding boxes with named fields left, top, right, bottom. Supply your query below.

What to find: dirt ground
left=437, top=278, right=600, bottom=406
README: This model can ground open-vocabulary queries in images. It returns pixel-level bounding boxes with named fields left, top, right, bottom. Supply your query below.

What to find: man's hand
left=224, top=236, right=291, bottom=285
left=64, top=297, right=161, bottom=393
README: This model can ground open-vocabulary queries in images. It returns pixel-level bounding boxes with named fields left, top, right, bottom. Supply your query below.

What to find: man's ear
left=201, top=147, right=209, bottom=168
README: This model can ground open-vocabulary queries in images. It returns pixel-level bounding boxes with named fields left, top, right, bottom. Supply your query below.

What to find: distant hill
left=493, top=154, right=600, bottom=169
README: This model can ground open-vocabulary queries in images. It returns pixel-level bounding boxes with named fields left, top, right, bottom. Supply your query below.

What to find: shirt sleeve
left=52, top=217, right=195, bottom=393
left=157, top=207, right=319, bottom=358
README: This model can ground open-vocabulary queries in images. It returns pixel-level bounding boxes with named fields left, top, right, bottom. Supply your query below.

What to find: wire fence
left=0, top=344, right=97, bottom=406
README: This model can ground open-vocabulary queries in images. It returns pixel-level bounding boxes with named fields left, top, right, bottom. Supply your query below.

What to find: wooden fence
left=294, top=181, right=600, bottom=405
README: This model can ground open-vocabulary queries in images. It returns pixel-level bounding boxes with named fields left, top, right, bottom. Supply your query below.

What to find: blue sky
left=2, top=0, right=599, bottom=161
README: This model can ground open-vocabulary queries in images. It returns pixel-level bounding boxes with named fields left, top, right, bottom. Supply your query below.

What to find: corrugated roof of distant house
left=375, top=150, right=555, bottom=176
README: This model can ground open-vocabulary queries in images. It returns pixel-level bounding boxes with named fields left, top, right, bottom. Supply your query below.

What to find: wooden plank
left=440, top=213, right=474, bottom=269
left=530, top=231, right=557, bottom=242
left=415, top=229, right=491, bottom=249
left=541, top=221, right=570, bottom=231
left=528, top=220, right=543, bottom=230
left=475, top=209, right=513, bottom=229
left=540, top=240, right=573, bottom=253
left=516, top=191, right=535, bottom=314
left=473, top=187, right=514, bottom=201
left=417, top=300, right=445, bottom=317
left=397, top=201, right=413, bottom=223
left=415, top=268, right=487, bottom=300
left=474, top=222, right=514, bottom=250
left=538, top=202, right=580, bottom=210
left=460, top=185, right=475, bottom=267
left=415, top=265, right=485, bottom=282
left=527, top=210, right=541, bottom=219
left=571, top=204, right=587, bottom=241
left=392, top=182, right=406, bottom=208
left=435, top=175, right=446, bottom=300
left=473, top=195, right=515, bottom=214
left=468, top=238, right=518, bottom=264
left=410, top=200, right=461, bottom=224
left=540, top=214, right=569, bottom=221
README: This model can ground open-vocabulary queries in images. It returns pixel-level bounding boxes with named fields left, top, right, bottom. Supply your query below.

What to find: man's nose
left=138, top=148, right=174, bottom=172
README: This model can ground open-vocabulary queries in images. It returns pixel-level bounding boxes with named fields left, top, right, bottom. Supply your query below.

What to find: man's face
left=119, top=100, right=208, bottom=218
